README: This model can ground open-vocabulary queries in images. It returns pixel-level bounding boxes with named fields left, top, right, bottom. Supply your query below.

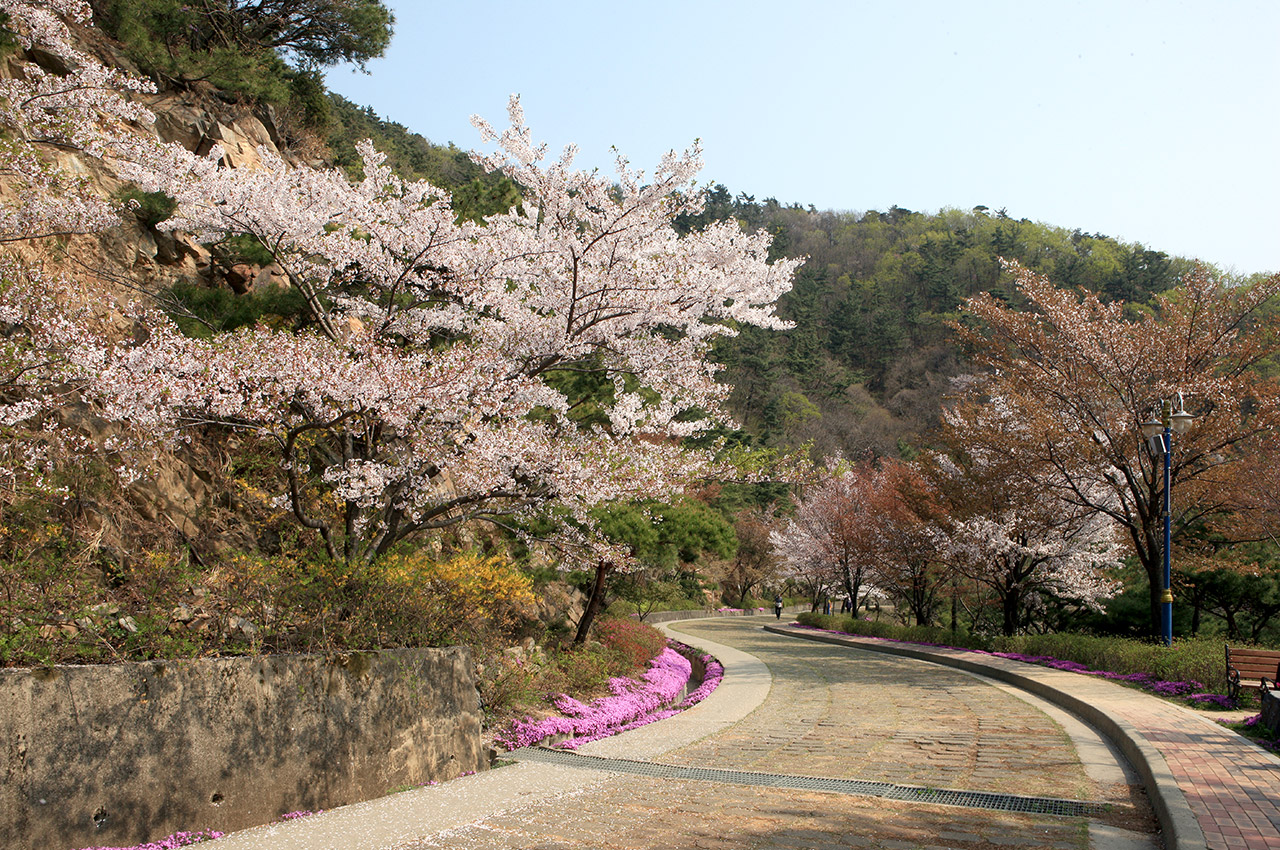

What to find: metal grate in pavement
left=508, top=747, right=1108, bottom=818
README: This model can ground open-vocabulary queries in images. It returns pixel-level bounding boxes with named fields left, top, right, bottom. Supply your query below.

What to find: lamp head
left=1170, top=392, right=1194, bottom=434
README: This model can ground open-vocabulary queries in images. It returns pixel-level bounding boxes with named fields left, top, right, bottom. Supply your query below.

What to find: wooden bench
left=1225, top=645, right=1280, bottom=702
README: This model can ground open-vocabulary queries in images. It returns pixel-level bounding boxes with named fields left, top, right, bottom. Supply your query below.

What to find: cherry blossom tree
left=0, top=2, right=802, bottom=573
left=108, top=103, right=797, bottom=566
left=863, top=458, right=949, bottom=626
left=929, top=447, right=1121, bottom=636
left=771, top=461, right=877, bottom=613
left=0, top=2, right=172, bottom=504
left=0, top=1, right=154, bottom=242
left=771, top=458, right=948, bottom=623
left=950, top=261, right=1280, bottom=635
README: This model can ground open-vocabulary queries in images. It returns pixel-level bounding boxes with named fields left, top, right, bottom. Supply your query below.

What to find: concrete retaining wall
left=1263, top=688, right=1280, bottom=736
left=1, top=647, right=484, bottom=850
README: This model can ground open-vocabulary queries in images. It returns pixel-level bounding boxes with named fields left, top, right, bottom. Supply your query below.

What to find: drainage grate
left=508, top=747, right=1108, bottom=818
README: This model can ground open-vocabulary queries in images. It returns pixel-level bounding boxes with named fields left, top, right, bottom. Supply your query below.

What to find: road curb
left=764, top=623, right=1206, bottom=850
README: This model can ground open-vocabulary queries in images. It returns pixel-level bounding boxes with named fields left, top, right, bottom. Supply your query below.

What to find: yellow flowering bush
left=219, top=548, right=535, bottom=652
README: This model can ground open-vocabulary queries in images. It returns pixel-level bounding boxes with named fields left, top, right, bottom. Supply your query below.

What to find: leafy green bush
left=0, top=539, right=205, bottom=666
left=1000, top=632, right=1226, bottom=694
left=286, top=67, right=331, bottom=129
left=220, top=548, right=536, bottom=653
left=476, top=617, right=667, bottom=727
left=164, top=281, right=309, bottom=339
left=119, top=188, right=178, bottom=228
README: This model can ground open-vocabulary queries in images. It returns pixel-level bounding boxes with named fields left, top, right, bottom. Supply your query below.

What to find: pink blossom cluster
left=680, top=656, right=724, bottom=706
left=277, top=810, right=320, bottom=821
left=74, top=807, right=322, bottom=850
left=0, top=0, right=155, bottom=242
left=76, top=829, right=223, bottom=850
left=1238, top=714, right=1280, bottom=753
left=494, top=644, right=732, bottom=751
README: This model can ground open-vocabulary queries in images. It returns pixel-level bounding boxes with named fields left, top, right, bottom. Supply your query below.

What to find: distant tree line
left=679, top=189, right=1201, bottom=457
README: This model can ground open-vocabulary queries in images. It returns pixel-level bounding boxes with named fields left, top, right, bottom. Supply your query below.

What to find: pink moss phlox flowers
left=553, top=694, right=592, bottom=717
left=495, top=642, right=725, bottom=750
left=75, top=807, right=326, bottom=850
left=1233, top=714, right=1280, bottom=752
left=681, top=657, right=724, bottom=706
left=77, top=829, right=224, bottom=850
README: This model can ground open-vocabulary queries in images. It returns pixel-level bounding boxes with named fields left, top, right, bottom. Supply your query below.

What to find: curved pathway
left=212, top=615, right=1164, bottom=850
left=770, top=622, right=1280, bottom=850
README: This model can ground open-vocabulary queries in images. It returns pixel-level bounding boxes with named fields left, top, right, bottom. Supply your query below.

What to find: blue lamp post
left=1140, top=394, right=1194, bottom=647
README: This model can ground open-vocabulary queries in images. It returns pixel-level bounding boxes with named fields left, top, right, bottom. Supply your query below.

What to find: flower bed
left=494, top=642, right=724, bottom=751
left=78, top=831, right=224, bottom=850
left=76, top=812, right=320, bottom=850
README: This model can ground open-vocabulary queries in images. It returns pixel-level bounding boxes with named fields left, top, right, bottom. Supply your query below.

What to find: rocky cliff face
left=1, top=28, right=309, bottom=562
left=2, top=23, right=302, bottom=296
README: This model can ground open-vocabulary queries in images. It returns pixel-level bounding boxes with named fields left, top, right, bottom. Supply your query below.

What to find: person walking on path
left=774, top=594, right=783, bottom=619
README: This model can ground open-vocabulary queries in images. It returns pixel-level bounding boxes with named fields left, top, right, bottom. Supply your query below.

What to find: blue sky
left=325, top=1, right=1279, bottom=275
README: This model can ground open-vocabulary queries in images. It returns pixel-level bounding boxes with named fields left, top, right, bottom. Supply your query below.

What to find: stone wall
left=1262, top=687, right=1280, bottom=737
left=1, top=647, right=484, bottom=850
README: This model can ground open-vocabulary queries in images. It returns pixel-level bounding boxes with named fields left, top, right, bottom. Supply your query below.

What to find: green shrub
left=118, top=187, right=178, bottom=228
left=286, top=67, right=331, bottom=129
left=476, top=617, right=668, bottom=726
left=164, top=281, right=309, bottom=339
left=220, top=548, right=536, bottom=653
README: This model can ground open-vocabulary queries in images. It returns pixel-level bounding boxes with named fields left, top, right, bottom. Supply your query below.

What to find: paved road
left=396, top=617, right=1158, bottom=850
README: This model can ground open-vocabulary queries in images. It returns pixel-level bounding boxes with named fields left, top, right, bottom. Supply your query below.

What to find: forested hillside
left=681, top=193, right=1198, bottom=457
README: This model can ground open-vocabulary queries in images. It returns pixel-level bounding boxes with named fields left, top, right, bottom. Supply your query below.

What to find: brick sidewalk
left=770, top=624, right=1280, bottom=850
left=1128, top=703, right=1280, bottom=849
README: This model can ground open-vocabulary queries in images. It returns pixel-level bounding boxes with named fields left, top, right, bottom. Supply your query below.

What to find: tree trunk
left=842, top=572, right=861, bottom=620
left=574, top=560, right=613, bottom=645
left=1002, top=586, right=1020, bottom=637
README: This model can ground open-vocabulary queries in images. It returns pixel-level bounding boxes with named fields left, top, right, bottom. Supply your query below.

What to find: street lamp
left=1140, top=393, right=1194, bottom=646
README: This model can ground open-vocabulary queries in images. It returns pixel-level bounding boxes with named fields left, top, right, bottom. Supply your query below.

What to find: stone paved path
left=771, top=622, right=1280, bottom=850
left=397, top=618, right=1156, bottom=850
